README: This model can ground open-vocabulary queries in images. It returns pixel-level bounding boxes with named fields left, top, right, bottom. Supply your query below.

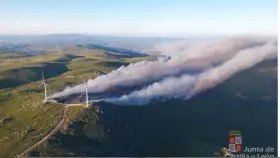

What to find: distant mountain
left=0, top=44, right=46, bottom=55
left=0, top=34, right=182, bottom=50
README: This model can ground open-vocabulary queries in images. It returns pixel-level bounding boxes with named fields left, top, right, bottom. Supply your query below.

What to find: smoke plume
left=49, top=36, right=277, bottom=106
left=106, top=39, right=277, bottom=105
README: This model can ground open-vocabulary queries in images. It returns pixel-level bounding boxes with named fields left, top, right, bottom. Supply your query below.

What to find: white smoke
left=49, top=36, right=277, bottom=106
left=106, top=39, right=277, bottom=105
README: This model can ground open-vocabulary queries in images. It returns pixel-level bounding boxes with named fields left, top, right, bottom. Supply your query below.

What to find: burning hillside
left=49, top=36, right=277, bottom=106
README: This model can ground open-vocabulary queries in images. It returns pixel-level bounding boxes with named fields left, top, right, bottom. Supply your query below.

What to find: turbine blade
left=42, top=71, right=45, bottom=82
left=80, top=77, right=86, bottom=85
left=38, top=82, right=43, bottom=87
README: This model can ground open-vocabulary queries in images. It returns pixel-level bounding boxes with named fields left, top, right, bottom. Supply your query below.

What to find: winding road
left=16, top=103, right=83, bottom=157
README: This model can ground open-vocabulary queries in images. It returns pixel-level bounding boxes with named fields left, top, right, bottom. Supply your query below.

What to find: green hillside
left=27, top=60, right=277, bottom=157
left=0, top=49, right=151, bottom=157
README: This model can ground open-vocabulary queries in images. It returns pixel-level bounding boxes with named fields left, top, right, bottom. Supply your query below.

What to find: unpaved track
left=16, top=103, right=84, bottom=157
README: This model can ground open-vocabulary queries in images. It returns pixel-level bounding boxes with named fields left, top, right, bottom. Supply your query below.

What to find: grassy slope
left=2, top=47, right=275, bottom=157
left=30, top=59, right=277, bottom=157
left=0, top=49, right=151, bottom=157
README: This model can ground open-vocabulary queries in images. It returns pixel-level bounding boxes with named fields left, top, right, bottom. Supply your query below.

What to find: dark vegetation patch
left=78, top=44, right=148, bottom=58
left=55, top=55, right=84, bottom=63
left=33, top=59, right=277, bottom=157
left=94, top=60, right=277, bottom=157
left=0, top=63, right=68, bottom=89
left=28, top=150, right=40, bottom=157
left=103, top=61, right=130, bottom=68
left=0, top=79, right=26, bottom=89
left=104, top=52, right=131, bottom=59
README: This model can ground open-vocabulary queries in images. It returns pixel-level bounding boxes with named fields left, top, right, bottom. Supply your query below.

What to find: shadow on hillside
left=31, top=59, right=277, bottom=157
left=103, top=61, right=130, bottom=68
left=96, top=59, right=277, bottom=157
left=0, top=63, right=68, bottom=89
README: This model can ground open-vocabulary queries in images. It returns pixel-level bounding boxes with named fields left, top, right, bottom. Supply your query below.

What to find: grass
left=23, top=59, right=278, bottom=157
left=0, top=47, right=150, bottom=157
left=0, top=78, right=66, bottom=157
left=26, top=106, right=104, bottom=157
left=0, top=101, right=64, bottom=157
left=0, top=46, right=276, bottom=157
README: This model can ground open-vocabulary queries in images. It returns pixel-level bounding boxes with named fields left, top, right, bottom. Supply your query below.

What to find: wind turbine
left=81, top=77, right=89, bottom=108
left=39, top=71, right=48, bottom=102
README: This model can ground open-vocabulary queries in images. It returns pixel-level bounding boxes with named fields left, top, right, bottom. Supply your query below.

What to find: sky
left=0, top=0, right=277, bottom=36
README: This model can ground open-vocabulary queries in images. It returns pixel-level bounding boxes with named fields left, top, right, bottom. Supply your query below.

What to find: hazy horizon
left=0, top=33, right=277, bottom=39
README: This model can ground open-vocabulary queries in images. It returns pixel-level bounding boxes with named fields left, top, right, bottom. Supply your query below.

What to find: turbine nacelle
left=81, top=77, right=90, bottom=87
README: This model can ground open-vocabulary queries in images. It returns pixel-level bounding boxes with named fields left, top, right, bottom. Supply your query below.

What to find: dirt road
left=16, top=103, right=85, bottom=157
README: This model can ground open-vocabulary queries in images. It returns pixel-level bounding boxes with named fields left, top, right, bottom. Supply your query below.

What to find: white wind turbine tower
left=81, top=77, right=89, bottom=108
left=40, top=71, right=48, bottom=102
